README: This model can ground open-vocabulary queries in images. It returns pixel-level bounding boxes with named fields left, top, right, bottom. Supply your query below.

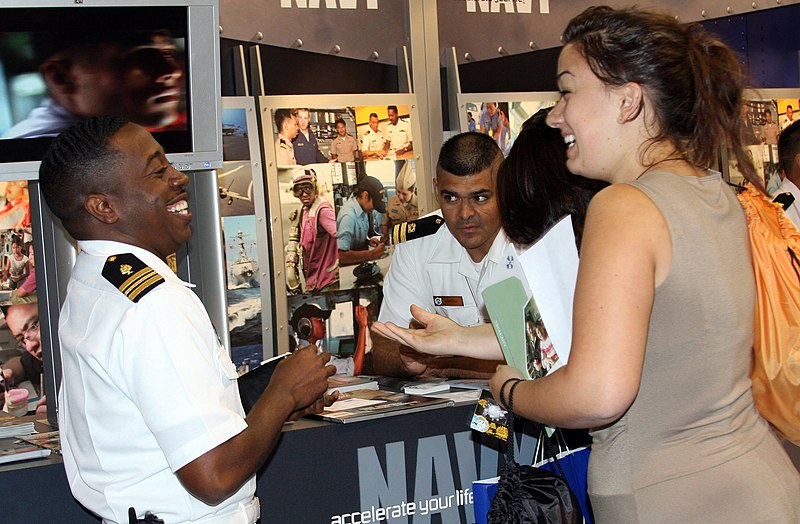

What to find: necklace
left=636, top=155, right=689, bottom=179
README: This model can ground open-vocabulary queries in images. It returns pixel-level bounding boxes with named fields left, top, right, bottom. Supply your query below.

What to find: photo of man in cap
left=336, top=176, right=386, bottom=266
left=286, top=169, right=338, bottom=293
left=290, top=302, right=332, bottom=351
left=382, top=161, right=419, bottom=240
left=289, top=301, right=368, bottom=375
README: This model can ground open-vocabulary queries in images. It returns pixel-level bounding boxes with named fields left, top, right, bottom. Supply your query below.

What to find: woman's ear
left=618, top=82, right=644, bottom=124
left=84, top=194, right=119, bottom=224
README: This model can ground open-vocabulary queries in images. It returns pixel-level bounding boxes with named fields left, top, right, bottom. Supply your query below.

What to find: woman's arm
left=371, top=304, right=504, bottom=360
left=490, top=185, right=671, bottom=428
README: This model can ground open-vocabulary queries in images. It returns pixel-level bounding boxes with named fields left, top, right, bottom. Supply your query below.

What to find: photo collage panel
left=271, top=105, right=419, bottom=367
left=0, top=180, right=43, bottom=414
left=220, top=107, right=264, bottom=372
left=464, top=99, right=557, bottom=157
left=727, top=97, right=797, bottom=192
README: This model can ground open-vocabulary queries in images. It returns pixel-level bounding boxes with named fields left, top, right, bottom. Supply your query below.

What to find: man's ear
left=618, top=82, right=644, bottom=124
left=433, top=177, right=440, bottom=206
left=39, top=59, right=76, bottom=96
left=84, top=194, right=119, bottom=225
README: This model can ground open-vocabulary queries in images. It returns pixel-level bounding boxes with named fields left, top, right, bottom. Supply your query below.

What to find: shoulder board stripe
left=102, top=253, right=165, bottom=303
left=387, top=215, right=445, bottom=245
left=122, top=270, right=163, bottom=302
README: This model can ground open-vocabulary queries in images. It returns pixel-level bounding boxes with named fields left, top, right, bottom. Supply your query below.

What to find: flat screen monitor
left=0, top=0, right=222, bottom=178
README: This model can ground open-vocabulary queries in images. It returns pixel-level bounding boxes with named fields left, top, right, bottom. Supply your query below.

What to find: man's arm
left=1, top=355, right=27, bottom=385
left=329, top=140, right=339, bottom=162
left=370, top=335, right=420, bottom=378
left=125, top=295, right=334, bottom=507
left=337, top=212, right=384, bottom=265
left=361, top=134, right=387, bottom=159
left=176, top=346, right=335, bottom=505
left=400, top=122, right=413, bottom=154
left=16, top=269, right=35, bottom=298
left=370, top=333, right=501, bottom=378
left=394, top=140, right=413, bottom=157
left=339, top=246, right=384, bottom=266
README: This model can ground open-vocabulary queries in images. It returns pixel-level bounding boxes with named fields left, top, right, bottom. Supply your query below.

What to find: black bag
left=487, top=380, right=583, bottom=524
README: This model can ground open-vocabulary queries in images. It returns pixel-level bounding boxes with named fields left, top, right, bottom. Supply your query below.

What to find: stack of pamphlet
left=0, top=442, right=51, bottom=465
left=18, top=431, right=61, bottom=455
left=0, top=411, right=35, bottom=438
left=326, top=375, right=379, bottom=394
left=377, top=377, right=449, bottom=394
left=314, top=389, right=453, bottom=424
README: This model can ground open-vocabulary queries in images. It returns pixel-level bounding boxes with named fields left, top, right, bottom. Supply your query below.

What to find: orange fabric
left=738, top=186, right=800, bottom=445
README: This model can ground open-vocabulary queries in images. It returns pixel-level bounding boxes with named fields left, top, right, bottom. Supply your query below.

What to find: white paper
left=329, top=300, right=354, bottom=338
left=516, top=215, right=579, bottom=366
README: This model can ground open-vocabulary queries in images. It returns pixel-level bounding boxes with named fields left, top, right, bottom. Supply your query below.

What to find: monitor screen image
left=0, top=6, right=190, bottom=164
left=0, top=1, right=222, bottom=178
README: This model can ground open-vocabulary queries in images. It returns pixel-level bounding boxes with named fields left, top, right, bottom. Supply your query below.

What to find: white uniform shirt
left=378, top=213, right=510, bottom=327
left=360, top=128, right=386, bottom=152
left=780, top=114, right=799, bottom=130
left=58, top=240, right=255, bottom=524
left=385, top=119, right=412, bottom=153
left=777, top=177, right=800, bottom=230
left=1, top=97, right=82, bottom=138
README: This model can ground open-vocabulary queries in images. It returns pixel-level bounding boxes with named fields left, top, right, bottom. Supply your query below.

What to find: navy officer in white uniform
left=39, top=116, right=336, bottom=524
left=370, top=132, right=507, bottom=378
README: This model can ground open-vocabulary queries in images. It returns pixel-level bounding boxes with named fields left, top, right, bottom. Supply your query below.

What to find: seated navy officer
left=38, top=116, right=336, bottom=524
left=369, top=132, right=507, bottom=378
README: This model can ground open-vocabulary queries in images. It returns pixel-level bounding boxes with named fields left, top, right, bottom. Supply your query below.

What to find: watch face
left=471, top=414, right=490, bottom=433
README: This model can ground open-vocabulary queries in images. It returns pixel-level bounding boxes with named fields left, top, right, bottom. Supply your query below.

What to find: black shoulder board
left=102, top=253, right=165, bottom=303
left=773, top=192, right=795, bottom=210
left=388, top=215, right=445, bottom=245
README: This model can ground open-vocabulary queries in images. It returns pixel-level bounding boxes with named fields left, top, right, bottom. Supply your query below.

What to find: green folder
left=483, top=276, right=530, bottom=378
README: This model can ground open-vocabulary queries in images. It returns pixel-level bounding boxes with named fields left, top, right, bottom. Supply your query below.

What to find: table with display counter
left=0, top=399, right=559, bottom=524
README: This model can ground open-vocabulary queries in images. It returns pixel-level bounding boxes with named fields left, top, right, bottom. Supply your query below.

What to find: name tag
left=433, top=296, right=464, bottom=307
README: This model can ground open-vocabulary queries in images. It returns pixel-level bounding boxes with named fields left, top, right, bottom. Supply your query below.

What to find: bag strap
left=788, top=247, right=800, bottom=284
left=501, top=378, right=568, bottom=480
left=501, top=378, right=522, bottom=464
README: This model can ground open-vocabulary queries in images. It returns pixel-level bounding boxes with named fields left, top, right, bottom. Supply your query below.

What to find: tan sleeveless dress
left=588, top=171, right=800, bottom=523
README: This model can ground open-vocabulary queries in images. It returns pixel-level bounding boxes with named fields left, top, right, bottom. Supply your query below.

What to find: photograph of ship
left=228, top=228, right=259, bottom=289
left=222, top=215, right=263, bottom=371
